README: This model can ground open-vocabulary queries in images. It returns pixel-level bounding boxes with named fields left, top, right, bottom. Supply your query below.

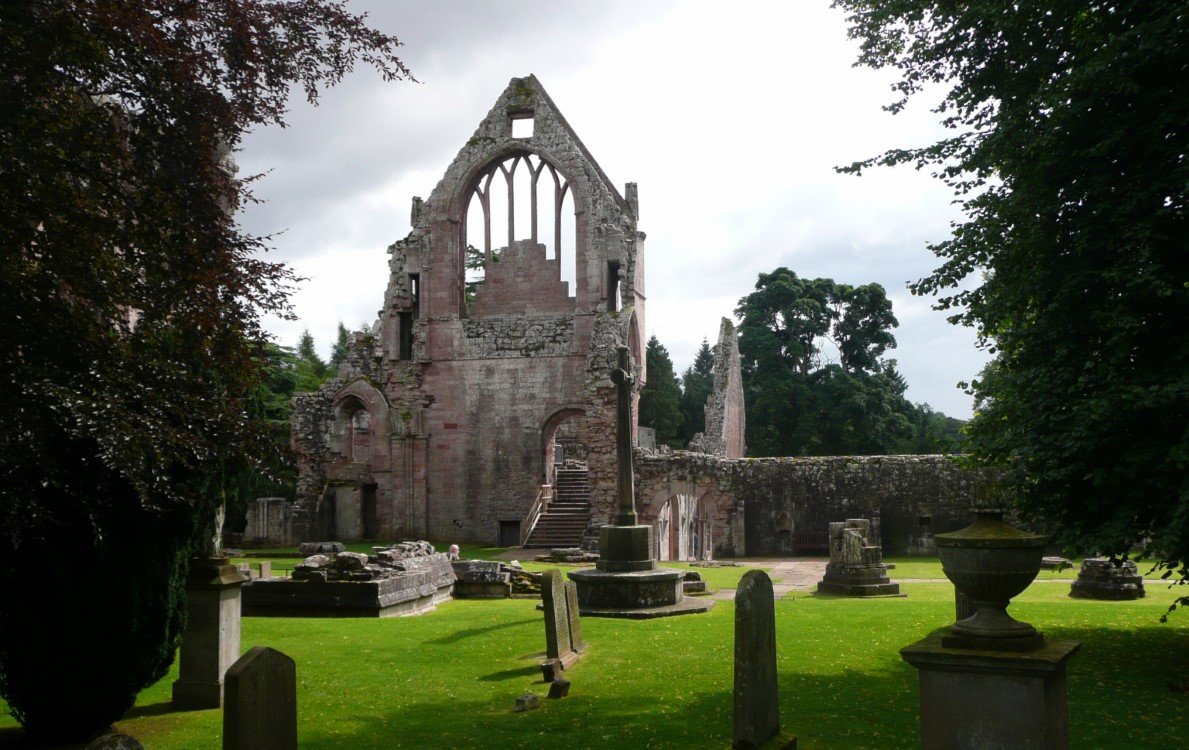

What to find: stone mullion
left=531, top=156, right=546, bottom=245
left=501, top=158, right=517, bottom=249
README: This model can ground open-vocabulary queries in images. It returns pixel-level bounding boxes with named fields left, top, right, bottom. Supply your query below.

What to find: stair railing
left=520, top=484, right=553, bottom=546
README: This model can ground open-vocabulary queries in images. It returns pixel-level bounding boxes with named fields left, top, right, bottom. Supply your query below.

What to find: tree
left=0, top=0, right=409, bottom=739
left=835, top=1, right=1189, bottom=597
left=328, top=321, right=352, bottom=369
left=298, top=328, right=333, bottom=389
left=638, top=335, right=684, bottom=449
left=735, top=268, right=920, bottom=456
left=679, top=338, right=715, bottom=444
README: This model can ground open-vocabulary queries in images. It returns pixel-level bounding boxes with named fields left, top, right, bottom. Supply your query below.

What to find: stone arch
left=540, top=406, right=586, bottom=484
left=329, top=378, right=392, bottom=468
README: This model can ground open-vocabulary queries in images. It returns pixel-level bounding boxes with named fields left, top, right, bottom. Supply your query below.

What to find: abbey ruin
left=249, top=76, right=984, bottom=559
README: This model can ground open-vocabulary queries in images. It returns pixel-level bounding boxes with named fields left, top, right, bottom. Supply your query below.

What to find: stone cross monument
left=610, top=345, right=637, bottom=526
left=569, top=345, right=712, bottom=617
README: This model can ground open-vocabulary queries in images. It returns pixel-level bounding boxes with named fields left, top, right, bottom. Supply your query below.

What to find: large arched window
left=464, top=152, right=577, bottom=294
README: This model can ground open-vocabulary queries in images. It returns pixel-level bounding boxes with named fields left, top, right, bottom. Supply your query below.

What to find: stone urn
left=935, top=508, right=1046, bottom=651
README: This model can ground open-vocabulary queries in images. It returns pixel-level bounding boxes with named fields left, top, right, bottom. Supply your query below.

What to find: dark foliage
left=679, top=339, right=715, bottom=445
left=0, top=0, right=409, bottom=738
left=835, top=0, right=1189, bottom=600
left=638, top=335, right=684, bottom=449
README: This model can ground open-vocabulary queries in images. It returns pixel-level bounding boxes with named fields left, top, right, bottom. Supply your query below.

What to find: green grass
left=4, top=570, right=1186, bottom=748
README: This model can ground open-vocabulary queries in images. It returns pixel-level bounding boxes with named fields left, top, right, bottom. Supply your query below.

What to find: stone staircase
left=523, top=465, right=592, bottom=548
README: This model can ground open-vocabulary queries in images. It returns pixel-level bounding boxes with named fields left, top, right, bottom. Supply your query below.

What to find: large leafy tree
left=835, top=1, right=1189, bottom=589
left=736, top=268, right=919, bottom=456
left=0, top=0, right=409, bottom=739
left=638, top=335, right=684, bottom=449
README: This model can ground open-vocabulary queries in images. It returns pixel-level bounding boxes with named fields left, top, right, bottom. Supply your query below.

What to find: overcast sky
left=237, top=0, right=990, bottom=418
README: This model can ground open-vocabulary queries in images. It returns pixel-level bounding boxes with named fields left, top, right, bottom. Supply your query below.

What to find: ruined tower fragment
left=687, top=318, right=746, bottom=458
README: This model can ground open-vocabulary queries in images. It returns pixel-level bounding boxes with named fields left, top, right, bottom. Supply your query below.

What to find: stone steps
left=523, top=466, right=591, bottom=548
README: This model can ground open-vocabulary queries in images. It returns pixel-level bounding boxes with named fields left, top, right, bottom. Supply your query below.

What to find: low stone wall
left=633, top=453, right=994, bottom=558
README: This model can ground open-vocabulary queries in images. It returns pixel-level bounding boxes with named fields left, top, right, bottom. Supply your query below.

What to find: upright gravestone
left=734, top=570, right=781, bottom=749
left=564, top=580, right=586, bottom=653
left=223, top=646, right=297, bottom=750
left=542, top=569, right=574, bottom=661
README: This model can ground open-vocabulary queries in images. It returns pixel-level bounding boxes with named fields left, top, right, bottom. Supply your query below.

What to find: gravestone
left=542, top=569, right=574, bottom=659
left=514, top=693, right=540, bottom=712
left=223, top=646, right=297, bottom=750
left=1069, top=557, right=1145, bottom=600
left=734, top=570, right=781, bottom=749
left=564, top=580, right=586, bottom=652
left=541, top=569, right=585, bottom=678
left=815, top=518, right=901, bottom=597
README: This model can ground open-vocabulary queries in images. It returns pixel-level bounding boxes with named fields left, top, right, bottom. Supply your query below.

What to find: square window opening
left=512, top=116, right=534, bottom=139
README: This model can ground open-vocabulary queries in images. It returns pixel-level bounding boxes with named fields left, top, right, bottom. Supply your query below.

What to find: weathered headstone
left=734, top=569, right=781, bottom=749
left=564, top=580, right=586, bottom=652
left=542, top=569, right=573, bottom=659
left=223, top=646, right=297, bottom=750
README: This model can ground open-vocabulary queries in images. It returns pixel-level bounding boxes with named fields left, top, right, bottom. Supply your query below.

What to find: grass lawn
left=3, top=563, right=1186, bottom=749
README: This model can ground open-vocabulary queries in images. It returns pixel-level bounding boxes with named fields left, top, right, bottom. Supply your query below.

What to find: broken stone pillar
left=815, top=518, right=901, bottom=597
left=172, top=557, right=248, bottom=709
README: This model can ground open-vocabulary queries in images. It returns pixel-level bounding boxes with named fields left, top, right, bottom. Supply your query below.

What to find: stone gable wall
left=289, top=76, right=644, bottom=546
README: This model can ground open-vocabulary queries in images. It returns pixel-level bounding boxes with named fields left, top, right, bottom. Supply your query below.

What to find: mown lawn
left=2, top=565, right=1186, bottom=749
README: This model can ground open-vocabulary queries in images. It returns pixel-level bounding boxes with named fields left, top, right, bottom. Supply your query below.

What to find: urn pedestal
left=172, top=557, right=249, bottom=709
left=901, top=509, right=1080, bottom=750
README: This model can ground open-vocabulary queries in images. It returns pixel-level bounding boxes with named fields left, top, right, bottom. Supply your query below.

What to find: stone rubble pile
left=534, top=547, right=600, bottom=564
left=291, top=540, right=445, bottom=583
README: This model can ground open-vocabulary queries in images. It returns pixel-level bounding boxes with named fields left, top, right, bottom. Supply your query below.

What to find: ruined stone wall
left=634, top=453, right=988, bottom=558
